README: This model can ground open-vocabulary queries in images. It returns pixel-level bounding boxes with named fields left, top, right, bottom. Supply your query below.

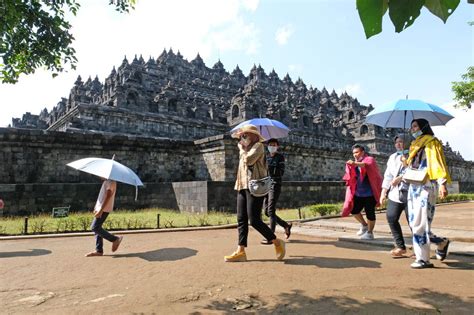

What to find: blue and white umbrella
left=365, top=99, right=454, bottom=129
left=230, top=118, right=290, bottom=140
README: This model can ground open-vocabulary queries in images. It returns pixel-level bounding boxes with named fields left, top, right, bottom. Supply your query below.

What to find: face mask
left=241, top=138, right=251, bottom=146
left=396, top=149, right=409, bottom=155
left=412, top=130, right=422, bottom=139
left=268, top=146, right=278, bottom=154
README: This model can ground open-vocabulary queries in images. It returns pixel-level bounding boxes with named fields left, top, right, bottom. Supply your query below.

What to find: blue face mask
left=396, top=149, right=409, bottom=155
left=411, top=130, right=422, bottom=139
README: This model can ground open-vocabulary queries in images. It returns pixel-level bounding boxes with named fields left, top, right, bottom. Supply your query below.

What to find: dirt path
left=0, top=228, right=473, bottom=314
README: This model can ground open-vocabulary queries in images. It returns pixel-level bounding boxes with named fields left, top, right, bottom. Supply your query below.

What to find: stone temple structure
left=13, top=49, right=397, bottom=152
left=4, top=49, right=471, bottom=215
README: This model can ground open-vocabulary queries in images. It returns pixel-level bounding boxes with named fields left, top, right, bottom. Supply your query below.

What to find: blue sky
left=0, top=0, right=472, bottom=159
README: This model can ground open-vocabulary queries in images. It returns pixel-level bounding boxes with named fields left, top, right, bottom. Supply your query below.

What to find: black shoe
left=261, top=239, right=273, bottom=245
left=435, top=239, right=450, bottom=261
left=285, top=223, right=292, bottom=239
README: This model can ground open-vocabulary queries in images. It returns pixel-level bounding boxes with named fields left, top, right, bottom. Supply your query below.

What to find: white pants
left=407, top=181, right=444, bottom=262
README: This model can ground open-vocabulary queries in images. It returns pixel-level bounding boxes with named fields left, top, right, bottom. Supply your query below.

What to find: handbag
left=402, top=167, right=428, bottom=185
left=398, top=184, right=408, bottom=203
left=247, top=162, right=272, bottom=197
left=248, top=176, right=272, bottom=197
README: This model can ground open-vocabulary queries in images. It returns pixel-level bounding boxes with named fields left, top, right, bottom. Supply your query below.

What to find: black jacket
left=267, top=152, right=285, bottom=182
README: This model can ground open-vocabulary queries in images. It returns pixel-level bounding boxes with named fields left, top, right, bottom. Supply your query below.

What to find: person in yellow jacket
left=405, top=118, right=451, bottom=269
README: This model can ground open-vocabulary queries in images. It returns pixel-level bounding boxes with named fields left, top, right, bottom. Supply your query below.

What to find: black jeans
left=263, top=182, right=289, bottom=232
left=386, top=199, right=408, bottom=250
left=237, top=189, right=276, bottom=246
left=90, top=212, right=118, bottom=253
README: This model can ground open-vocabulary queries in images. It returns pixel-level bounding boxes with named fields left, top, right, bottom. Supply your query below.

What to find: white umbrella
left=230, top=118, right=290, bottom=140
left=67, top=156, right=143, bottom=199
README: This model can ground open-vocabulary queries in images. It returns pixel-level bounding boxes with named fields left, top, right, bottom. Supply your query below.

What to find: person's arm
left=244, top=143, right=264, bottom=166
left=380, top=188, right=389, bottom=205
left=346, top=160, right=366, bottom=167
left=437, top=178, right=448, bottom=199
left=279, top=154, right=285, bottom=177
left=0, top=199, right=4, bottom=209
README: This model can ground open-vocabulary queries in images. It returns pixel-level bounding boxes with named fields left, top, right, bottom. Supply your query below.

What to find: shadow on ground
left=193, top=288, right=473, bottom=314
left=112, top=247, right=197, bottom=262
left=284, top=255, right=381, bottom=269
left=0, top=249, right=52, bottom=258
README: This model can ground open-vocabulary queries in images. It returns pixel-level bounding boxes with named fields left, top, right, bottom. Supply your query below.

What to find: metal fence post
left=23, top=217, right=28, bottom=235
left=156, top=213, right=160, bottom=229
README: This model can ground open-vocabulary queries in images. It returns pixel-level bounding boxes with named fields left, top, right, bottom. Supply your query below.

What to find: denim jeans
left=237, top=189, right=276, bottom=246
left=386, top=199, right=408, bottom=250
left=90, top=212, right=118, bottom=253
left=263, top=182, right=289, bottom=232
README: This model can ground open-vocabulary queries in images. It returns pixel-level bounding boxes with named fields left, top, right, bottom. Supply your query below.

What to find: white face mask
left=268, top=146, right=278, bottom=154
left=412, top=130, right=422, bottom=139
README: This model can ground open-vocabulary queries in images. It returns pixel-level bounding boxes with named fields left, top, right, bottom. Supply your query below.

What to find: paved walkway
left=289, top=202, right=474, bottom=257
left=0, top=202, right=472, bottom=314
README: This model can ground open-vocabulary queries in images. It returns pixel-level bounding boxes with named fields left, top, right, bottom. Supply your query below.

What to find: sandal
left=390, top=248, right=407, bottom=258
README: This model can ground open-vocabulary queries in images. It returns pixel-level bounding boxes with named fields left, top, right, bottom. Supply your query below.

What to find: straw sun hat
left=232, top=124, right=265, bottom=142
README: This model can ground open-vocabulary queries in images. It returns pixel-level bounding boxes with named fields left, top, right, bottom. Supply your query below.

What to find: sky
left=0, top=0, right=473, bottom=160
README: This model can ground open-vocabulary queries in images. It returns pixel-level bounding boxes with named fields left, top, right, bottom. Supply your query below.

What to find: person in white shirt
left=85, top=179, right=123, bottom=257
left=380, top=135, right=410, bottom=258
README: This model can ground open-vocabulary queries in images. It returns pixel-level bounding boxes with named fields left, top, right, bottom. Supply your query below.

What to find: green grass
left=0, top=194, right=471, bottom=236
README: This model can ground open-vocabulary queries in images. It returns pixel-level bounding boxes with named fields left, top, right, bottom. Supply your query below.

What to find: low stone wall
left=173, top=181, right=346, bottom=214
left=0, top=182, right=178, bottom=216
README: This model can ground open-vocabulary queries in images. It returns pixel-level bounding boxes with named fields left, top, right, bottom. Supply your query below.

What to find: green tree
left=0, top=0, right=135, bottom=84
left=357, top=0, right=461, bottom=39
left=452, top=67, right=473, bottom=109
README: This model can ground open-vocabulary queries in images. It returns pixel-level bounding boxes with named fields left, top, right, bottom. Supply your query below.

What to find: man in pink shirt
left=85, top=179, right=123, bottom=257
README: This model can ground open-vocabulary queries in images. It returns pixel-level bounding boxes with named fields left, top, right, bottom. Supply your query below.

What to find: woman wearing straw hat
left=224, top=124, right=286, bottom=262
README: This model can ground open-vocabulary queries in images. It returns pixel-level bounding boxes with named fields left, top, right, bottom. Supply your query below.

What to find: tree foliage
left=0, top=0, right=135, bottom=84
left=452, top=67, right=473, bottom=110
left=357, top=0, right=461, bottom=38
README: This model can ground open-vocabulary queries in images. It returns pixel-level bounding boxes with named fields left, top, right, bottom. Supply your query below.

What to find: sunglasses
left=240, top=134, right=249, bottom=140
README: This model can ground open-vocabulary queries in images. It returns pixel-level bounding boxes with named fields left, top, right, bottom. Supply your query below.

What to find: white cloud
left=432, top=102, right=473, bottom=161
left=242, top=0, right=259, bottom=11
left=336, top=83, right=363, bottom=98
left=275, top=24, right=294, bottom=46
left=0, top=0, right=261, bottom=127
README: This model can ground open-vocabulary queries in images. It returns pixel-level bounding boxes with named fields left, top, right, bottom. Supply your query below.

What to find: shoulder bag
left=248, top=161, right=272, bottom=197
left=402, top=167, right=428, bottom=185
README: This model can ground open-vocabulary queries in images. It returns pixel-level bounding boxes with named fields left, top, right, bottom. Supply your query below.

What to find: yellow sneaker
left=274, top=239, right=286, bottom=260
left=224, top=251, right=247, bottom=262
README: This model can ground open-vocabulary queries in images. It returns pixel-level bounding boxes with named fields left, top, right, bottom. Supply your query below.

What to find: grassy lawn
left=0, top=194, right=472, bottom=236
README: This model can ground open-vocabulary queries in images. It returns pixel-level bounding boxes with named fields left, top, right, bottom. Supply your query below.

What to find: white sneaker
left=360, top=231, right=374, bottom=240
left=356, top=225, right=368, bottom=236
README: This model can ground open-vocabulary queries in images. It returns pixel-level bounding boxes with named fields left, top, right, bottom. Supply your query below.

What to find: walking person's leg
left=358, top=197, right=376, bottom=240
left=87, top=212, right=109, bottom=256
left=426, top=182, right=450, bottom=261
left=225, top=190, right=248, bottom=262
left=351, top=196, right=368, bottom=236
left=408, top=184, right=433, bottom=268
left=386, top=199, right=407, bottom=256
left=270, top=184, right=292, bottom=238
left=247, top=190, right=286, bottom=260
